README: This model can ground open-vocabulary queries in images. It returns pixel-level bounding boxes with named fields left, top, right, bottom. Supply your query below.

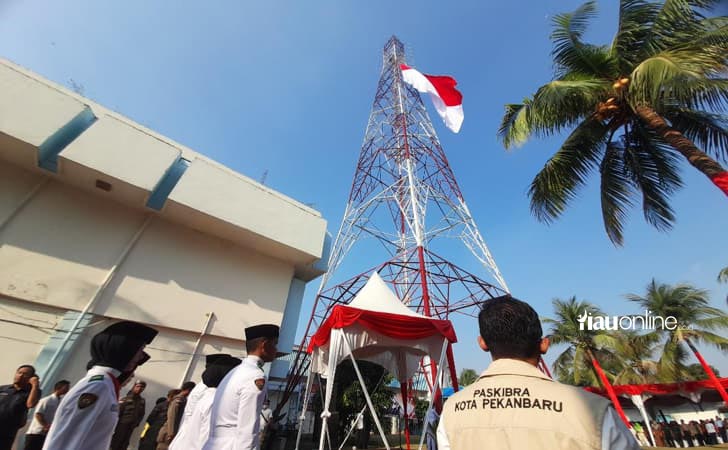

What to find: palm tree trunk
left=683, top=337, right=728, bottom=405
left=586, top=348, right=631, bottom=429
left=539, top=357, right=553, bottom=378
left=634, top=105, right=728, bottom=196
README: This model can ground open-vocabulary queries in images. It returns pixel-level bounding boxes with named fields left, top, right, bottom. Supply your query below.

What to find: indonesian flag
left=400, top=64, right=464, bottom=133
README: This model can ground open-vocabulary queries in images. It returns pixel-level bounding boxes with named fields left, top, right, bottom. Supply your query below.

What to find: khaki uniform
left=437, top=359, right=639, bottom=450
left=157, top=393, right=187, bottom=450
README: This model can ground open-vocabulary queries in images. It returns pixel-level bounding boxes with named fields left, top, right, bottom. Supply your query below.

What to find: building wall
left=0, top=163, right=295, bottom=340
left=0, top=295, right=67, bottom=372
left=0, top=58, right=330, bottom=450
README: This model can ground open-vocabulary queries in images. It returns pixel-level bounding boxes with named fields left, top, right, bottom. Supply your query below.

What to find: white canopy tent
left=295, top=272, right=458, bottom=450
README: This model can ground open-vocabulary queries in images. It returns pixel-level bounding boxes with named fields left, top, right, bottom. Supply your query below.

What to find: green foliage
left=685, top=362, right=720, bottom=379
left=543, top=297, right=620, bottom=387
left=718, top=266, right=728, bottom=283
left=546, top=280, right=728, bottom=387
left=414, top=398, right=429, bottom=422
left=626, top=279, right=728, bottom=381
left=458, top=369, right=478, bottom=387
left=499, top=0, right=728, bottom=245
left=335, top=360, right=394, bottom=430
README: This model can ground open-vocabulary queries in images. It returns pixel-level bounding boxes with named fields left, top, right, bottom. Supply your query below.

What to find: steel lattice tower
left=282, top=36, right=509, bottom=412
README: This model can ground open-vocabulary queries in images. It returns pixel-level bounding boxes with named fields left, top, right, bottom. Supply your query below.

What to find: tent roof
left=584, top=377, right=728, bottom=398
left=307, top=272, right=457, bottom=352
left=347, top=272, right=427, bottom=318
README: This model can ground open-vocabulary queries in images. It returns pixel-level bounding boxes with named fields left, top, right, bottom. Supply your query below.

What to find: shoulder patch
left=254, top=378, right=265, bottom=391
left=78, top=393, right=98, bottom=409
left=88, top=375, right=104, bottom=383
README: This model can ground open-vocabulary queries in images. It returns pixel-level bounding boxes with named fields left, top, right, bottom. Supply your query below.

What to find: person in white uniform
left=169, top=354, right=241, bottom=450
left=24, top=380, right=70, bottom=450
left=202, top=324, right=279, bottom=450
left=42, top=321, right=158, bottom=450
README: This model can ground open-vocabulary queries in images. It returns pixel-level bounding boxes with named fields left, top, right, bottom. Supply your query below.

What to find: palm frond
left=691, top=312, right=728, bottom=331
left=612, top=0, right=660, bottom=68
left=551, top=2, right=614, bottom=77
left=688, top=330, right=728, bottom=351
left=664, top=107, right=728, bottom=161
left=719, top=266, right=728, bottom=283
left=529, top=119, right=609, bottom=223
left=630, top=51, right=728, bottom=106
left=499, top=77, right=611, bottom=149
left=499, top=103, right=531, bottom=149
left=599, top=140, right=635, bottom=245
left=658, top=336, right=690, bottom=382
left=646, top=0, right=706, bottom=53
left=532, top=77, right=612, bottom=123
left=623, top=123, right=682, bottom=231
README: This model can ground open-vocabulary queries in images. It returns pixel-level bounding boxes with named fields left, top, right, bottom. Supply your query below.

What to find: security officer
left=170, top=354, right=241, bottom=450
left=110, top=380, right=147, bottom=450
left=157, top=381, right=196, bottom=450
left=43, top=321, right=157, bottom=450
left=202, top=324, right=279, bottom=450
left=436, top=297, right=640, bottom=450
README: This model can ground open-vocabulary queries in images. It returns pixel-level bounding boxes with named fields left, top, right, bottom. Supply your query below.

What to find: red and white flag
left=400, top=64, right=464, bottom=133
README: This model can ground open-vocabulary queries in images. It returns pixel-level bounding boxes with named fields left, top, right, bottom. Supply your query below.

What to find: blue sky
left=2, top=0, right=726, bottom=376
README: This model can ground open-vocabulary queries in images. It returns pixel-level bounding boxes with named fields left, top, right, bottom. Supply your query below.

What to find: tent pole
left=342, top=335, right=391, bottom=450
left=337, top=406, right=366, bottom=450
left=401, top=381, right=410, bottom=450
left=295, top=371, right=315, bottom=450
left=418, top=339, right=448, bottom=450
left=320, top=329, right=341, bottom=450
left=321, top=373, right=333, bottom=450
left=631, top=394, right=656, bottom=446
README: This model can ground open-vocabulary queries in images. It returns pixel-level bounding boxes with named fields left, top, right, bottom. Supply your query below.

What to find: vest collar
left=480, top=358, right=552, bottom=381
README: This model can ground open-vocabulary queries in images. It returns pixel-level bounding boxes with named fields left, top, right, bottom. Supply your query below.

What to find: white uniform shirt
left=42, top=366, right=120, bottom=450
left=202, top=356, right=266, bottom=450
left=437, top=403, right=639, bottom=450
left=169, top=382, right=209, bottom=450
left=26, top=393, right=61, bottom=435
left=169, top=386, right=218, bottom=450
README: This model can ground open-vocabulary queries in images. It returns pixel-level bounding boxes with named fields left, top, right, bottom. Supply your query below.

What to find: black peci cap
left=244, top=324, right=280, bottom=341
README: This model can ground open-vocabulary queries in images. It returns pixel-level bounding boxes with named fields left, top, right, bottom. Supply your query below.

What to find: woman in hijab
left=43, top=321, right=157, bottom=450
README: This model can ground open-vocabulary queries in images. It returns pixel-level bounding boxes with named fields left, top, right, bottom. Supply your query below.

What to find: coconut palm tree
left=718, top=266, right=728, bottom=283
left=458, top=368, right=478, bottom=387
left=544, top=298, right=614, bottom=385
left=498, top=0, right=728, bottom=245
left=611, top=330, right=663, bottom=384
left=626, top=279, right=728, bottom=401
left=543, top=297, right=631, bottom=422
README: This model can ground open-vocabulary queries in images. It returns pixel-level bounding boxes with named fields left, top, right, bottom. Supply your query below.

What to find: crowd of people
left=646, top=418, right=727, bottom=447
left=0, top=321, right=280, bottom=450
left=1, top=299, right=727, bottom=450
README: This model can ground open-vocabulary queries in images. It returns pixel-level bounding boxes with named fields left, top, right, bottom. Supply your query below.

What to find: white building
left=0, top=59, right=330, bottom=448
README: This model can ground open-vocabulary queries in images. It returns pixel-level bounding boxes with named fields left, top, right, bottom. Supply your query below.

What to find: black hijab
left=201, top=354, right=241, bottom=388
left=88, top=321, right=158, bottom=371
